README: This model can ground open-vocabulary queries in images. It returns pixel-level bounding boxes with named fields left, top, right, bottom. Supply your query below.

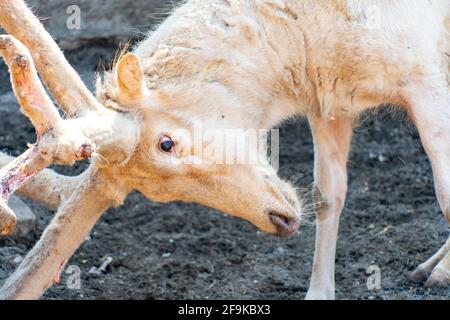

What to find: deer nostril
left=269, top=212, right=300, bottom=238
left=272, top=213, right=289, bottom=225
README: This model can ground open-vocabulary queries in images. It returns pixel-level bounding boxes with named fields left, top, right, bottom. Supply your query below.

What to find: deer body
left=129, top=0, right=448, bottom=121
left=0, top=0, right=448, bottom=299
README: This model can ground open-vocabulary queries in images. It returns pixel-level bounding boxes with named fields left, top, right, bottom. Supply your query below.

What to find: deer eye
left=159, top=136, right=174, bottom=152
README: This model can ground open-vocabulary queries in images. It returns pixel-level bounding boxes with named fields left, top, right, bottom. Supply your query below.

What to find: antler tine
left=0, top=34, right=94, bottom=235
left=0, top=35, right=60, bottom=136
left=0, top=0, right=103, bottom=116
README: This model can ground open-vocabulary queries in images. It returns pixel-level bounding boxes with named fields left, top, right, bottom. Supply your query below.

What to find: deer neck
left=135, top=0, right=312, bottom=130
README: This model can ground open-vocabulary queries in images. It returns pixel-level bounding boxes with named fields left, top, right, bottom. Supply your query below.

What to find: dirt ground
left=0, top=44, right=449, bottom=300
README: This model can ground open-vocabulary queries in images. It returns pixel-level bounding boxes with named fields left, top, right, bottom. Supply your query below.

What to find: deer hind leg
left=0, top=169, right=117, bottom=300
left=405, top=83, right=450, bottom=287
left=305, top=117, right=353, bottom=300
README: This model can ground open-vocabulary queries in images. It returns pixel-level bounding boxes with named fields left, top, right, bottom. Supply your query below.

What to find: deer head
left=0, top=0, right=301, bottom=241
left=100, top=51, right=302, bottom=236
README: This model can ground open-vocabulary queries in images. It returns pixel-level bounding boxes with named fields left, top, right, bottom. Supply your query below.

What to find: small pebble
left=13, top=255, right=23, bottom=264
left=378, top=154, right=387, bottom=163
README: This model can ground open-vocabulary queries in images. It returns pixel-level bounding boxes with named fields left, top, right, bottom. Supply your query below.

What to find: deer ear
left=115, top=53, right=145, bottom=99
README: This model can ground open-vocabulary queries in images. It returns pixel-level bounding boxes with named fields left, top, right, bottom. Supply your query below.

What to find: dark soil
left=0, top=44, right=448, bottom=300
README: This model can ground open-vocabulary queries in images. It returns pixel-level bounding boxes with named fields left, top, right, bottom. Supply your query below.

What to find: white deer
left=0, top=0, right=448, bottom=300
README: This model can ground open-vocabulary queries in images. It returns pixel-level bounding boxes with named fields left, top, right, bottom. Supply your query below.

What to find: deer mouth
left=268, top=212, right=300, bottom=237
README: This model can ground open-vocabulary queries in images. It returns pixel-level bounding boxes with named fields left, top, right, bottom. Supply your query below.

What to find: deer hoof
left=305, top=289, right=335, bottom=300
left=409, top=264, right=432, bottom=282
left=424, top=268, right=450, bottom=288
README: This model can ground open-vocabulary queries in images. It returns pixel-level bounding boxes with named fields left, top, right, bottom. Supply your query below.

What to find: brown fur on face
left=113, top=103, right=302, bottom=234
left=95, top=50, right=303, bottom=235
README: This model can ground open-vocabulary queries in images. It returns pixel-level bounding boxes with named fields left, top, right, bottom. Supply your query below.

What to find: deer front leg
left=405, top=84, right=450, bottom=287
left=305, top=117, right=353, bottom=300
left=0, top=169, right=121, bottom=300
